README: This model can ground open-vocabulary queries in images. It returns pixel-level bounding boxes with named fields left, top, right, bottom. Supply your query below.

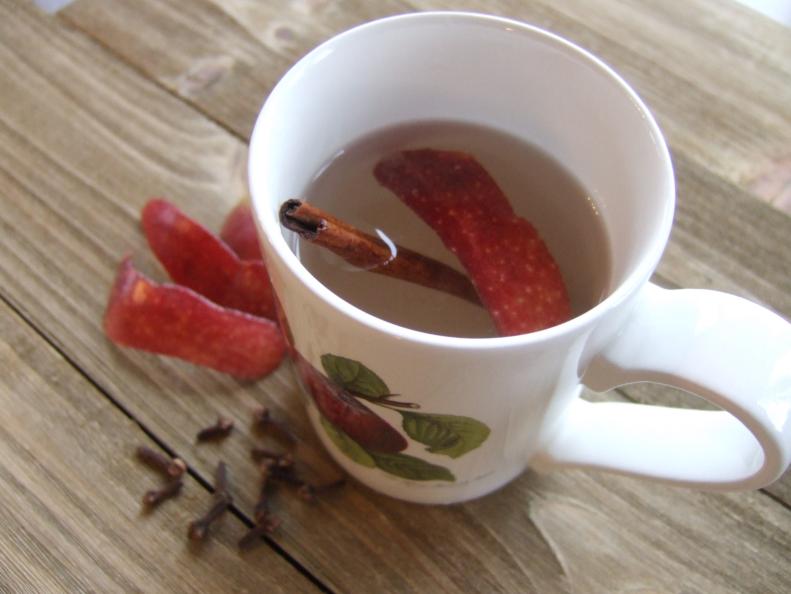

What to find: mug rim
left=248, top=11, right=675, bottom=350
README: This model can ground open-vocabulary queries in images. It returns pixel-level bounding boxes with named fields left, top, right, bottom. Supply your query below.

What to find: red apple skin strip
left=295, top=355, right=407, bottom=453
left=374, top=150, right=571, bottom=336
left=141, top=199, right=275, bottom=319
left=104, top=258, right=285, bottom=379
left=221, top=199, right=264, bottom=261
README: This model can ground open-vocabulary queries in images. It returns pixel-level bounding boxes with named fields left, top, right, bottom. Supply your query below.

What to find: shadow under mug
left=248, top=12, right=791, bottom=504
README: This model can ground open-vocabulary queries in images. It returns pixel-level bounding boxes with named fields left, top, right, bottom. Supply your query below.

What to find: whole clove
left=188, top=461, right=232, bottom=541
left=188, top=498, right=229, bottom=540
left=238, top=460, right=282, bottom=551
left=136, top=445, right=186, bottom=478
left=196, top=416, right=235, bottom=442
left=238, top=516, right=282, bottom=551
left=137, top=445, right=185, bottom=509
left=143, top=478, right=183, bottom=508
left=253, top=460, right=275, bottom=522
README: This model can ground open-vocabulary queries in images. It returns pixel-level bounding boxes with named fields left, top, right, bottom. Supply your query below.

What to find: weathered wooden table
left=2, top=1, right=789, bottom=592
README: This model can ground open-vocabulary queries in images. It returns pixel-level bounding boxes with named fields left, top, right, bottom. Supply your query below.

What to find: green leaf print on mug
left=314, top=353, right=491, bottom=482
left=321, top=353, right=390, bottom=398
left=369, top=452, right=455, bottom=482
left=319, top=415, right=375, bottom=468
left=399, top=411, right=491, bottom=459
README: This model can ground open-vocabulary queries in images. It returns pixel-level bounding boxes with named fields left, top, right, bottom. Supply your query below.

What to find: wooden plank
left=60, top=0, right=791, bottom=212
left=61, top=0, right=294, bottom=141
left=0, top=301, right=317, bottom=592
left=405, top=0, right=791, bottom=208
left=3, top=3, right=791, bottom=593
left=660, top=151, right=790, bottom=312
left=58, top=0, right=409, bottom=138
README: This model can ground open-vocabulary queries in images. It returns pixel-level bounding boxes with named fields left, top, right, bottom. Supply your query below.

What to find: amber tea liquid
left=296, top=121, right=612, bottom=338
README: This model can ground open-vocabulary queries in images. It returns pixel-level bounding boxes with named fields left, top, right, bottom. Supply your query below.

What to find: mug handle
left=532, top=282, right=791, bottom=490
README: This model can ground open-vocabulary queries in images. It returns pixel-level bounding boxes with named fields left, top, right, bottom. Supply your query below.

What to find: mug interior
left=249, top=12, right=674, bottom=338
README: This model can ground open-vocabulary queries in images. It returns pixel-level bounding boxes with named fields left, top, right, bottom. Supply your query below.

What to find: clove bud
left=188, top=461, right=232, bottom=541
left=136, top=445, right=186, bottom=478
left=196, top=416, right=235, bottom=442
left=143, top=479, right=183, bottom=508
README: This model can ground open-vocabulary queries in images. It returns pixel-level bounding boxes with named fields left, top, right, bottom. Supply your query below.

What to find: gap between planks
left=0, top=290, right=336, bottom=594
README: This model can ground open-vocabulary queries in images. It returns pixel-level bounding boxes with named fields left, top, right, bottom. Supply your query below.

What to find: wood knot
left=274, top=26, right=296, bottom=41
left=265, top=21, right=303, bottom=53
left=177, top=55, right=235, bottom=96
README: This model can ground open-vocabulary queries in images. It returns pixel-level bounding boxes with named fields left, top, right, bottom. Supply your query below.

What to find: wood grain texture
left=60, top=0, right=791, bottom=212
left=59, top=0, right=410, bottom=139
left=404, top=0, right=791, bottom=209
left=2, top=2, right=791, bottom=593
left=0, top=300, right=316, bottom=593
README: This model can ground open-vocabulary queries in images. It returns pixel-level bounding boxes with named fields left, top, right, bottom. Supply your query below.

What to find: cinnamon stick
left=279, top=199, right=481, bottom=305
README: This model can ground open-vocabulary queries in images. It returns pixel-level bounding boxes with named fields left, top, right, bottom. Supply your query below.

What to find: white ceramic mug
left=248, top=12, right=791, bottom=504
